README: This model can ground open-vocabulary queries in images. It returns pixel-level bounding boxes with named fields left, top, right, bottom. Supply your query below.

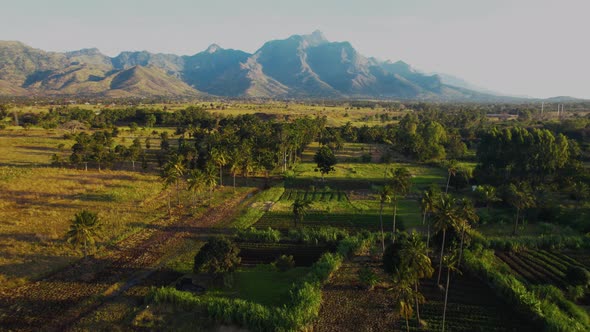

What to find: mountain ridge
left=0, top=33, right=528, bottom=101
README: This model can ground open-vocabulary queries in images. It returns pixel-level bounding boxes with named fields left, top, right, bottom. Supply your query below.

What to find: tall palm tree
left=400, top=231, right=433, bottom=327
left=475, top=184, right=500, bottom=212
left=292, top=198, right=312, bottom=228
left=390, top=167, right=412, bottom=244
left=210, top=148, right=227, bottom=186
left=507, top=183, right=535, bottom=235
left=66, top=210, right=102, bottom=257
left=391, top=267, right=422, bottom=332
left=378, top=185, right=392, bottom=252
left=456, top=198, right=478, bottom=266
left=420, top=186, right=440, bottom=249
left=441, top=251, right=460, bottom=332
left=445, top=160, right=458, bottom=194
left=432, top=194, right=459, bottom=285
left=163, top=154, right=186, bottom=206
left=203, top=161, right=218, bottom=203
left=228, top=151, right=243, bottom=191
left=186, top=169, right=205, bottom=206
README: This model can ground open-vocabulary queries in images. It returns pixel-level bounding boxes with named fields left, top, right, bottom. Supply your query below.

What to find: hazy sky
left=2, top=0, right=589, bottom=98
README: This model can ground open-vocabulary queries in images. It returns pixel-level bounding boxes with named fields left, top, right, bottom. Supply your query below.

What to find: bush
left=358, top=267, right=379, bottom=290
left=237, top=227, right=281, bottom=243
left=194, top=237, right=241, bottom=276
left=337, top=233, right=374, bottom=258
left=566, top=285, right=586, bottom=302
left=288, top=226, right=348, bottom=245
left=274, top=255, right=295, bottom=272
left=304, top=252, right=342, bottom=284
left=565, top=266, right=590, bottom=286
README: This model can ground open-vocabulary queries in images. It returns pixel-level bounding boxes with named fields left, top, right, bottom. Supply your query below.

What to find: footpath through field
left=0, top=188, right=256, bottom=331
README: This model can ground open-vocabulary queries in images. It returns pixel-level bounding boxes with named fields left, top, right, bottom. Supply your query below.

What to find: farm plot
left=417, top=274, right=533, bottom=332
left=495, top=250, right=584, bottom=288
left=202, top=264, right=311, bottom=307
left=238, top=242, right=328, bottom=266
left=315, top=258, right=399, bottom=332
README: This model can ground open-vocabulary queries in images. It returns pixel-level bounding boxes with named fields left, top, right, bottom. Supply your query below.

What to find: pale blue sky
left=2, top=0, right=589, bottom=98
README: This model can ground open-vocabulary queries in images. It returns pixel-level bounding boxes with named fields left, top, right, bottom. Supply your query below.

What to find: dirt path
left=0, top=188, right=255, bottom=332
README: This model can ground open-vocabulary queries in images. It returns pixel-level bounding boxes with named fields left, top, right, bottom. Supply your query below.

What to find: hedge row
left=483, top=235, right=590, bottom=251
left=236, top=227, right=281, bottom=243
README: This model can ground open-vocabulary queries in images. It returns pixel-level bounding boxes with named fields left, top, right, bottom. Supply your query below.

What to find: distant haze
left=2, top=0, right=589, bottom=99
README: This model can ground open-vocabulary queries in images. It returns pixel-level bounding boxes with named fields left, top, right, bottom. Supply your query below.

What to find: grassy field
left=0, top=166, right=165, bottom=289
left=203, top=265, right=310, bottom=307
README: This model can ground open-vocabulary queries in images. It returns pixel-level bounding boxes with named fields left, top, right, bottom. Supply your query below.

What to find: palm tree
left=378, top=185, right=392, bottom=252
left=390, top=267, right=422, bottom=332
left=456, top=198, right=478, bottom=266
left=161, top=166, right=178, bottom=217
left=400, top=231, right=433, bottom=328
left=163, top=154, right=185, bottom=206
left=66, top=210, right=102, bottom=257
left=507, top=183, right=535, bottom=235
left=441, top=251, right=460, bottom=332
left=186, top=169, right=205, bottom=206
left=203, top=161, right=218, bottom=203
left=475, top=184, right=500, bottom=212
left=211, top=148, right=227, bottom=186
left=292, top=198, right=312, bottom=228
left=420, top=186, right=440, bottom=249
left=445, top=160, right=458, bottom=194
left=390, top=167, right=412, bottom=244
left=432, top=194, right=459, bottom=285
left=228, top=151, right=242, bottom=191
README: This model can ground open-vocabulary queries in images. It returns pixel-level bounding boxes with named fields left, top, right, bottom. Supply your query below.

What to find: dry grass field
left=0, top=129, right=166, bottom=290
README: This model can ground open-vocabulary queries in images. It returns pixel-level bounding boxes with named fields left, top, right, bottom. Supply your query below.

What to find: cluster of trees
left=65, top=131, right=146, bottom=170
left=6, top=105, right=217, bottom=129
left=476, top=127, right=579, bottom=185
left=377, top=185, right=480, bottom=331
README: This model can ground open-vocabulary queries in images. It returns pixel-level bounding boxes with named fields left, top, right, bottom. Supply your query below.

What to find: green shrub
left=565, top=285, right=586, bottom=302
left=304, top=252, right=342, bottom=284
left=237, top=227, right=281, bottom=243
left=337, top=233, right=374, bottom=258
left=274, top=255, right=295, bottom=272
left=288, top=226, right=348, bottom=245
left=358, top=267, right=379, bottom=290
left=194, top=237, right=241, bottom=276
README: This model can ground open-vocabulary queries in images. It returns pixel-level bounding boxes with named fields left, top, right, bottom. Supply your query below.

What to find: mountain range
left=0, top=31, right=521, bottom=100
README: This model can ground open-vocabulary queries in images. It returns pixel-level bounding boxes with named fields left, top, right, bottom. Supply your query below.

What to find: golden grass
left=0, top=165, right=165, bottom=289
